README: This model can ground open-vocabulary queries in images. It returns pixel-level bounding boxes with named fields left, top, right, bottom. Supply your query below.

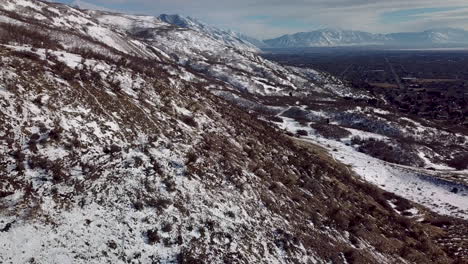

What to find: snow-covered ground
left=1, top=0, right=467, bottom=262
left=276, top=114, right=468, bottom=220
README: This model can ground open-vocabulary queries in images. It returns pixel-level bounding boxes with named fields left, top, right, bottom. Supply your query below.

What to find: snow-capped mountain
left=388, top=28, right=468, bottom=45
left=157, top=14, right=263, bottom=52
left=264, top=28, right=389, bottom=48
left=0, top=0, right=467, bottom=263
left=265, top=28, right=468, bottom=48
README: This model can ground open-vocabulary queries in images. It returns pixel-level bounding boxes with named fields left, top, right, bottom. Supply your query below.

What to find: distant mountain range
left=132, top=19, right=468, bottom=49
left=70, top=0, right=468, bottom=49
left=264, top=28, right=468, bottom=48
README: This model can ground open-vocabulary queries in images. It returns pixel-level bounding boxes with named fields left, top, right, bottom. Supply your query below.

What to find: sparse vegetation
left=0, top=2, right=466, bottom=263
left=145, top=229, right=160, bottom=244
left=351, top=136, right=424, bottom=167
left=310, top=123, right=351, bottom=140
left=180, top=114, right=198, bottom=128
left=296, top=129, right=308, bottom=136
left=447, top=153, right=468, bottom=170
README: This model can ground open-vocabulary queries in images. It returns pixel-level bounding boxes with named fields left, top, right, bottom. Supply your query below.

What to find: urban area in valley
left=264, top=49, right=468, bottom=127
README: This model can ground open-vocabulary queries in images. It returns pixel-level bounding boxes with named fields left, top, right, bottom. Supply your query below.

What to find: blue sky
left=52, top=0, right=468, bottom=38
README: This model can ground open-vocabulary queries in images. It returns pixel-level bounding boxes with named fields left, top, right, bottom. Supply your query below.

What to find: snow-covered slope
left=0, top=0, right=160, bottom=58
left=1, top=0, right=346, bottom=98
left=265, top=28, right=468, bottom=48
left=275, top=112, right=468, bottom=220
left=158, top=14, right=263, bottom=52
left=0, top=0, right=467, bottom=263
left=89, top=11, right=354, bottom=97
left=72, top=1, right=265, bottom=51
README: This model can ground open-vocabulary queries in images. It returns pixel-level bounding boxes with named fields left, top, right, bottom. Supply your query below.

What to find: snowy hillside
left=274, top=109, right=468, bottom=220
left=72, top=0, right=265, bottom=51
left=158, top=14, right=262, bottom=52
left=88, top=11, right=354, bottom=98
left=0, top=0, right=468, bottom=263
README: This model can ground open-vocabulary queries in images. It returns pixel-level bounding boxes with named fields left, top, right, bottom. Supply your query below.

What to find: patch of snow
left=277, top=115, right=468, bottom=220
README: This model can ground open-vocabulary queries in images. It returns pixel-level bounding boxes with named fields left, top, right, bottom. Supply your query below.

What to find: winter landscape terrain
left=0, top=0, right=467, bottom=263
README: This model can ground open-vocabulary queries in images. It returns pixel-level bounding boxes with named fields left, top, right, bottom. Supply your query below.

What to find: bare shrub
left=447, top=153, right=468, bottom=170
left=296, top=130, right=308, bottom=136
left=351, top=137, right=424, bottom=167
left=162, top=178, right=177, bottom=192
left=186, top=152, right=198, bottom=165
left=10, top=50, right=41, bottom=61
left=133, top=201, right=144, bottom=211
left=264, top=115, right=283, bottom=123
left=146, top=198, right=172, bottom=211
left=145, top=229, right=160, bottom=244
left=103, top=144, right=122, bottom=155
left=48, top=127, right=63, bottom=141
left=181, top=115, right=198, bottom=128
left=177, top=248, right=206, bottom=264
left=161, top=222, right=173, bottom=233
left=0, top=23, right=61, bottom=49
left=310, top=123, right=351, bottom=140
left=428, top=216, right=455, bottom=227
left=28, top=155, right=51, bottom=171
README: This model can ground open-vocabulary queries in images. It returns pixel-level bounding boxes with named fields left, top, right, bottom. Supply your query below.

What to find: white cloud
left=68, top=0, right=468, bottom=38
